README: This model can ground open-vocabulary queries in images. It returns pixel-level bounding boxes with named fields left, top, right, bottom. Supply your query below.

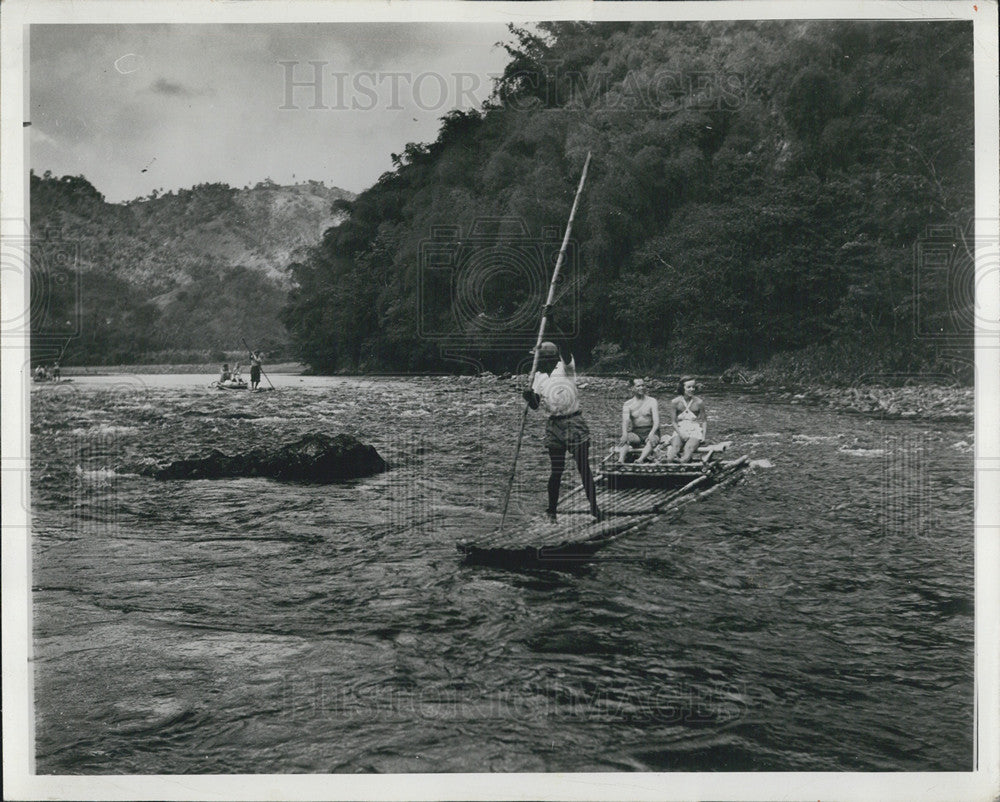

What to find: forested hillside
left=30, top=174, right=352, bottom=365
left=284, top=21, right=974, bottom=380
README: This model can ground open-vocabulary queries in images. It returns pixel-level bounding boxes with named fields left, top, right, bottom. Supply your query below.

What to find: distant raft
left=211, top=379, right=249, bottom=391
left=458, top=442, right=750, bottom=569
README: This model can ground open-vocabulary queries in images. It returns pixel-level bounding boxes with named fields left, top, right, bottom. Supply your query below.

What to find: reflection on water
left=30, top=375, right=974, bottom=773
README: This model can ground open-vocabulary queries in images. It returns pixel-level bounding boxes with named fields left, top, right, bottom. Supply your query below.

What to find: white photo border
left=2, top=1, right=997, bottom=800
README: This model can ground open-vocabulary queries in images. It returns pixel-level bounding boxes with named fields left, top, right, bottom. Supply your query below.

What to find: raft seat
left=614, top=440, right=731, bottom=465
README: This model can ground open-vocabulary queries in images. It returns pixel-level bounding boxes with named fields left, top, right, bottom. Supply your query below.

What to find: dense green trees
left=285, top=20, right=974, bottom=380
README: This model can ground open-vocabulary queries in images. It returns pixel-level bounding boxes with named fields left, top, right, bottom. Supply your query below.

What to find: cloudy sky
left=30, top=24, right=513, bottom=201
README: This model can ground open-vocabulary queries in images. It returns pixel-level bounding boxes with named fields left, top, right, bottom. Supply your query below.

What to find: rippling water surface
left=30, top=374, right=974, bottom=773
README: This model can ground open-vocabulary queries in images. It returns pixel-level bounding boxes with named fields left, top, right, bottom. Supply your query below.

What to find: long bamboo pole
left=498, top=152, right=593, bottom=532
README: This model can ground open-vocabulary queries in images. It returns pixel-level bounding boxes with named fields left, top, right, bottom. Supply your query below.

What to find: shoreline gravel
left=54, top=366, right=975, bottom=424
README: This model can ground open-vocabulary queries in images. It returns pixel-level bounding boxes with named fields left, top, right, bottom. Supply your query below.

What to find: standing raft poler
left=522, top=342, right=603, bottom=523
left=249, top=352, right=263, bottom=391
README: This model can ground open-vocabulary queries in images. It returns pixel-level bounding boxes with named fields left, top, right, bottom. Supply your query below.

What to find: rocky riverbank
left=477, top=371, right=974, bottom=424
left=54, top=366, right=973, bottom=424
left=773, top=384, right=974, bottom=422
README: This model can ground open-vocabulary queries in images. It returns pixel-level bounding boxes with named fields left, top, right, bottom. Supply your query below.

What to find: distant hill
left=29, top=172, right=354, bottom=365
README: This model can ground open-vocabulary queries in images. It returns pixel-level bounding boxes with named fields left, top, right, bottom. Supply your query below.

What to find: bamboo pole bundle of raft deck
left=467, top=456, right=750, bottom=553
left=579, top=456, right=750, bottom=545
left=460, top=456, right=749, bottom=552
left=610, top=457, right=748, bottom=527
left=560, top=457, right=750, bottom=518
left=601, top=475, right=709, bottom=516
left=577, top=478, right=747, bottom=552
left=559, top=471, right=710, bottom=516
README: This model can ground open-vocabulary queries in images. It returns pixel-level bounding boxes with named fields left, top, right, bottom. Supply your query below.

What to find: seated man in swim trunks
left=617, top=377, right=660, bottom=463
left=220, top=363, right=231, bottom=382
left=665, top=376, right=707, bottom=463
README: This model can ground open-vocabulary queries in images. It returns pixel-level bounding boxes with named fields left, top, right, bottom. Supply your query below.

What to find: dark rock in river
left=149, top=433, right=388, bottom=483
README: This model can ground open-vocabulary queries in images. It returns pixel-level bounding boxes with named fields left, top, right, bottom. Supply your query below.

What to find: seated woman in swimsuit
left=665, top=376, right=707, bottom=463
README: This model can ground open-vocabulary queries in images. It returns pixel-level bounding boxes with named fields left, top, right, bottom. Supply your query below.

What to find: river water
left=29, top=374, right=974, bottom=773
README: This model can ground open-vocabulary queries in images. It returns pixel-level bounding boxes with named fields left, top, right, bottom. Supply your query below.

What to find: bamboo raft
left=212, top=379, right=249, bottom=391
left=457, top=443, right=750, bottom=569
